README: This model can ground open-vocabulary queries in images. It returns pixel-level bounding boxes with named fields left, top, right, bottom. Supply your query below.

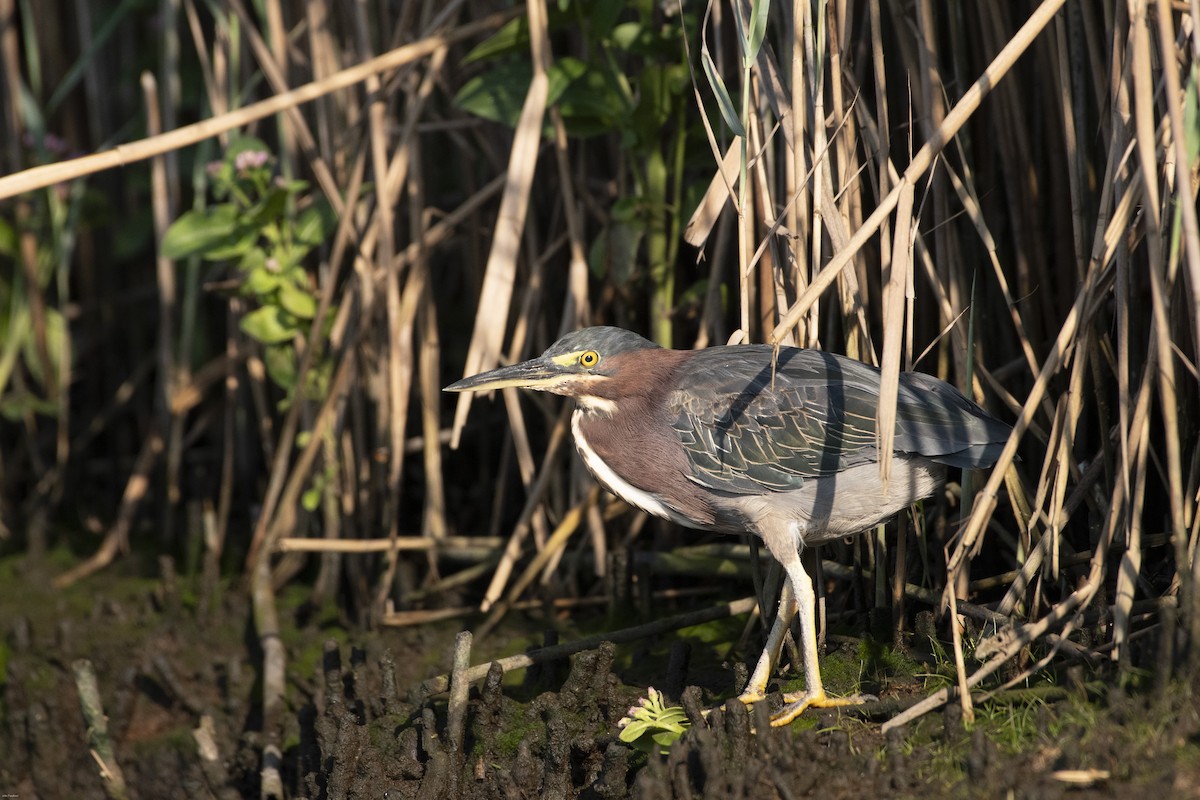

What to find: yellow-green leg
left=739, top=525, right=874, bottom=725
left=769, top=551, right=873, bottom=726
left=737, top=581, right=796, bottom=705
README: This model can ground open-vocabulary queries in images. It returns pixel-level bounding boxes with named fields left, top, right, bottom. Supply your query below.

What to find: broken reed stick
left=446, top=631, right=472, bottom=753
left=72, top=659, right=129, bottom=800
left=54, top=428, right=166, bottom=588
left=480, top=409, right=572, bottom=612
left=277, top=535, right=503, bottom=553
left=381, top=585, right=720, bottom=628
left=418, top=596, right=758, bottom=696
left=475, top=487, right=601, bottom=640
left=251, top=552, right=285, bottom=800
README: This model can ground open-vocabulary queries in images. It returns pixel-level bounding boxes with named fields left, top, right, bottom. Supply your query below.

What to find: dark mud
left=2, top=556, right=1199, bottom=799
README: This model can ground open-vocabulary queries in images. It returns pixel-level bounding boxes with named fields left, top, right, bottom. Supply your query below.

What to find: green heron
left=447, top=326, right=1011, bottom=725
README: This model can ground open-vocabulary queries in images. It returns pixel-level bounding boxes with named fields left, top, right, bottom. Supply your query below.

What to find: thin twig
left=418, top=596, right=759, bottom=696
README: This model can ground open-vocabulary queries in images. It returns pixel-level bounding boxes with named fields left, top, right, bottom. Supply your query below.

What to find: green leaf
left=278, top=280, right=317, bottom=319
left=246, top=185, right=289, bottom=228
left=555, top=62, right=629, bottom=136
left=463, top=17, right=529, bottom=64
left=454, top=61, right=535, bottom=127
left=701, top=47, right=745, bottom=137
left=305, top=359, right=332, bottom=400
left=629, top=65, right=680, bottom=146
left=263, top=343, right=298, bottom=392
left=733, top=0, right=749, bottom=57
left=0, top=389, right=58, bottom=421
left=241, top=306, right=299, bottom=345
left=301, top=487, right=321, bottom=512
left=1184, top=65, right=1199, bottom=163
left=295, top=201, right=335, bottom=248
left=746, top=0, right=772, bottom=64
left=243, top=265, right=281, bottom=296
left=238, top=248, right=266, bottom=272
left=0, top=217, right=15, bottom=258
left=549, top=57, right=588, bottom=98
left=589, top=219, right=643, bottom=285
left=610, top=22, right=642, bottom=50
left=618, top=720, right=651, bottom=743
left=590, top=0, right=625, bottom=35
left=277, top=178, right=309, bottom=194
left=454, top=59, right=584, bottom=129
left=0, top=306, right=28, bottom=398
left=658, top=715, right=688, bottom=729
left=202, top=227, right=260, bottom=261
left=21, top=306, right=66, bottom=390
left=161, top=204, right=241, bottom=260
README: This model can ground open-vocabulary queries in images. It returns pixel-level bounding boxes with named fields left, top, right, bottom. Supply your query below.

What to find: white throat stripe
left=570, top=409, right=693, bottom=527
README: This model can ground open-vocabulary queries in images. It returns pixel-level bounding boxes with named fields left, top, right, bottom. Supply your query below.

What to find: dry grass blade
left=876, top=180, right=914, bottom=483
left=888, top=525, right=1116, bottom=732
left=480, top=408, right=572, bottom=612
left=770, top=0, right=1070, bottom=343
left=227, top=0, right=342, bottom=213
left=449, top=0, right=551, bottom=448
left=144, top=72, right=183, bottom=553
left=945, top=276, right=1087, bottom=585
left=946, top=586, right=975, bottom=724
left=1154, top=0, right=1200, bottom=359
left=685, top=144, right=741, bottom=247
left=1115, top=345, right=1158, bottom=665
left=475, top=487, right=600, bottom=639
left=54, top=429, right=165, bottom=588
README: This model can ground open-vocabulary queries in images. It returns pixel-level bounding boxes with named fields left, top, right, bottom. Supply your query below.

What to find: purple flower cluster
left=235, top=150, right=270, bottom=173
left=21, top=132, right=69, bottom=155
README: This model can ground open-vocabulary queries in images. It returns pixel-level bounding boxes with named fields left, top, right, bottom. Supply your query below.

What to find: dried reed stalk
left=0, top=10, right=516, bottom=200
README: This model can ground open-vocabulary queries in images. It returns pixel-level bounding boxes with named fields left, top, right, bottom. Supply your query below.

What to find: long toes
left=770, top=692, right=875, bottom=727
left=737, top=689, right=768, bottom=706
left=780, top=689, right=876, bottom=705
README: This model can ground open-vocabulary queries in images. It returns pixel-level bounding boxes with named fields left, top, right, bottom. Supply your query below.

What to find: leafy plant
left=453, top=0, right=699, bottom=346
left=161, top=137, right=335, bottom=404
left=0, top=132, right=82, bottom=424
left=617, top=686, right=690, bottom=754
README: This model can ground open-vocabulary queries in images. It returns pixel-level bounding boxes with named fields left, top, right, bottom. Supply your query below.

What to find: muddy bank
left=2, top=558, right=1199, bottom=799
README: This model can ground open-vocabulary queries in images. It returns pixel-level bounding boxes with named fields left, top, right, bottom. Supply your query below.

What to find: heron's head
left=444, top=326, right=663, bottom=414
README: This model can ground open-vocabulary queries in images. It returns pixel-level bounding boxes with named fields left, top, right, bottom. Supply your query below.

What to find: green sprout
left=616, top=686, right=690, bottom=755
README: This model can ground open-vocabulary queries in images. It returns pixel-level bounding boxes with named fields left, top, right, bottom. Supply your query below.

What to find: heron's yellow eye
left=579, top=350, right=600, bottom=368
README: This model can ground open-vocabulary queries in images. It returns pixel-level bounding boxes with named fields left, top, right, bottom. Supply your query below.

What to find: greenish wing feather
left=667, top=348, right=881, bottom=495
left=891, top=370, right=1012, bottom=466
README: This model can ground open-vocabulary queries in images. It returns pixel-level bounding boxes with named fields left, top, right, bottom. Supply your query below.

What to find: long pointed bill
left=444, top=357, right=564, bottom=393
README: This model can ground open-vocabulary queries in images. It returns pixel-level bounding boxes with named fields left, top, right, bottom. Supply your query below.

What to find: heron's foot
left=770, top=690, right=877, bottom=727
left=736, top=687, right=768, bottom=707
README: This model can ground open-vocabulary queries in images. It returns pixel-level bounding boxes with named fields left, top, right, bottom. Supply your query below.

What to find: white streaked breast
left=570, top=409, right=696, bottom=528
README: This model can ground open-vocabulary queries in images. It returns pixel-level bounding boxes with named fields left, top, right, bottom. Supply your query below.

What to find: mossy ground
left=2, top=547, right=1198, bottom=798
